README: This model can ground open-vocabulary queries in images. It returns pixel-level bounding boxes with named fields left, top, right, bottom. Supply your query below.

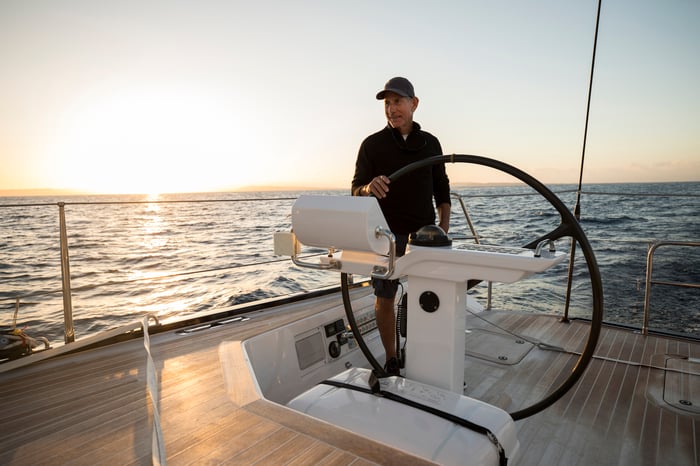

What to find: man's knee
left=372, top=277, right=399, bottom=299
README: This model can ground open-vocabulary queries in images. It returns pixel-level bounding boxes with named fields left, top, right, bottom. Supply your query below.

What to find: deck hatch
left=464, top=328, right=534, bottom=365
left=664, top=356, right=700, bottom=414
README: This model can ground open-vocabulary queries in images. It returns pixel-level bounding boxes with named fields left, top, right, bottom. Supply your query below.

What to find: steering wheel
left=341, top=154, right=603, bottom=421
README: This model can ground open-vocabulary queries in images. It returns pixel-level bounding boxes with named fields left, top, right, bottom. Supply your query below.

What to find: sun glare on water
left=49, top=85, right=254, bottom=194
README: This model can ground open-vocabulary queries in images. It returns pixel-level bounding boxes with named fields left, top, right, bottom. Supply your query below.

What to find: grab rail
left=450, top=192, right=480, bottom=243
left=450, top=192, right=493, bottom=309
left=642, top=240, right=700, bottom=335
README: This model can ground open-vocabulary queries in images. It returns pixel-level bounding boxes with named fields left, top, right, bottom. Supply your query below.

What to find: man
left=351, top=76, right=451, bottom=375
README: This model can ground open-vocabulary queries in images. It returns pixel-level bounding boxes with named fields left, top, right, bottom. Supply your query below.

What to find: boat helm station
left=287, top=194, right=566, bottom=392
left=268, top=192, right=568, bottom=465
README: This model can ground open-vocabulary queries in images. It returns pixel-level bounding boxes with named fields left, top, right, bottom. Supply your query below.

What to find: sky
left=1, top=0, right=698, bottom=195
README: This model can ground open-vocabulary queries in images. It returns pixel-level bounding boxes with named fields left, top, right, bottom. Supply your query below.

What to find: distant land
left=4, top=180, right=693, bottom=197
left=2, top=182, right=511, bottom=196
left=232, top=181, right=528, bottom=192
left=0, top=186, right=336, bottom=196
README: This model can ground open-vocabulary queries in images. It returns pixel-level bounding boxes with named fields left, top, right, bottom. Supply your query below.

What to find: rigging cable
left=563, top=0, right=603, bottom=319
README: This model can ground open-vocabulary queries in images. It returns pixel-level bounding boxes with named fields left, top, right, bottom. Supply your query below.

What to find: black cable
left=340, top=272, right=387, bottom=377
left=564, top=0, right=603, bottom=317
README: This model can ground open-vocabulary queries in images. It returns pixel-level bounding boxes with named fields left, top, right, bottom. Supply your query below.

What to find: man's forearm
left=437, top=203, right=450, bottom=233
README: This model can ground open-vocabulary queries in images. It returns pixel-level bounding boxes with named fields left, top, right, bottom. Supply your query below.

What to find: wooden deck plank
left=331, top=450, right=374, bottom=466
left=79, top=376, right=241, bottom=464
left=539, top=354, right=607, bottom=464
left=586, top=330, right=629, bottom=432
left=226, top=427, right=299, bottom=464
left=166, top=409, right=267, bottom=465
left=286, top=442, right=349, bottom=466
left=677, top=415, right=700, bottom=466
left=254, top=433, right=317, bottom=464
left=0, top=345, right=146, bottom=416
left=0, top=385, right=150, bottom=463
left=164, top=408, right=265, bottom=464
left=351, top=459, right=380, bottom=466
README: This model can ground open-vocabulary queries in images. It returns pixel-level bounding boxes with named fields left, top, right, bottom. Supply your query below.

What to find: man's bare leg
left=375, top=296, right=397, bottom=361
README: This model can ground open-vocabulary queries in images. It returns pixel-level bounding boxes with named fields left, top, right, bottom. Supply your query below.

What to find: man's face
left=383, top=92, right=418, bottom=135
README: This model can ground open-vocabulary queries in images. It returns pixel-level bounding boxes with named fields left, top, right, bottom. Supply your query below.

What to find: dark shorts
left=372, top=233, right=408, bottom=299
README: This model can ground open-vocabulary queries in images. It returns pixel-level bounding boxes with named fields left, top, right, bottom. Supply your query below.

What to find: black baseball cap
left=376, top=77, right=415, bottom=100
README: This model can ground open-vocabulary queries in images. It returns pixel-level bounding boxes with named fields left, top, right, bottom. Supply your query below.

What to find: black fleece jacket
left=351, top=123, right=451, bottom=235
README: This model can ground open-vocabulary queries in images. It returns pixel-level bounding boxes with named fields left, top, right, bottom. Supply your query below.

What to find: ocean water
left=1, top=182, right=699, bottom=346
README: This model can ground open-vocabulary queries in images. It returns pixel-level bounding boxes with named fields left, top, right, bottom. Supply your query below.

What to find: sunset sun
left=48, top=84, right=254, bottom=194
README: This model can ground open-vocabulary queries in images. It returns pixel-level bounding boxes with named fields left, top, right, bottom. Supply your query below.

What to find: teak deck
left=1, top=287, right=698, bottom=465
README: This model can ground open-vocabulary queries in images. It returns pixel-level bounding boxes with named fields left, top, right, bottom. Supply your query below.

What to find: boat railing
left=642, top=240, right=700, bottom=336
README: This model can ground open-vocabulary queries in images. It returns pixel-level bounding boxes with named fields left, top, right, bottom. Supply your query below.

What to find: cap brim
left=376, top=88, right=411, bottom=100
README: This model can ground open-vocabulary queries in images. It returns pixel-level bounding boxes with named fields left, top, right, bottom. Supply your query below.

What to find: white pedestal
left=405, top=276, right=467, bottom=393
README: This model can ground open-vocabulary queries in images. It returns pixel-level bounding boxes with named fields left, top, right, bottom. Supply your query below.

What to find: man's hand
left=366, top=175, right=390, bottom=198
